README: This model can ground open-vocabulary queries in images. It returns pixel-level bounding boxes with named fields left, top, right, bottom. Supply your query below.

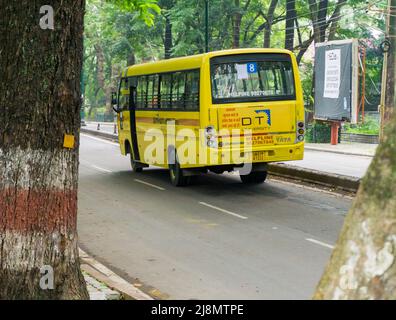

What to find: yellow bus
left=112, top=49, right=304, bottom=186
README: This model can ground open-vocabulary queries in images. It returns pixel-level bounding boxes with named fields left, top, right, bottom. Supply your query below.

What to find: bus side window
left=172, top=72, right=185, bottom=110
left=137, top=76, right=147, bottom=109
left=160, top=74, right=172, bottom=109
left=147, top=75, right=159, bottom=109
left=147, top=75, right=153, bottom=109
left=185, top=70, right=199, bottom=110
left=154, top=75, right=160, bottom=109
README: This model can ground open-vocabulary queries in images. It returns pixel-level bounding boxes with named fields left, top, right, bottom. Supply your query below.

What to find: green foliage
left=299, top=61, right=314, bottom=108
left=83, top=0, right=162, bottom=111
left=306, top=122, right=340, bottom=144
left=84, top=106, right=106, bottom=120
left=343, top=115, right=380, bottom=135
left=108, top=0, right=161, bottom=26
left=83, top=0, right=387, bottom=119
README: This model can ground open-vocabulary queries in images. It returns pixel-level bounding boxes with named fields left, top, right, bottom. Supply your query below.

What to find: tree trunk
left=328, top=0, right=347, bottom=41
left=313, top=113, right=396, bottom=299
left=318, top=0, right=328, bottom=42
left=263, top=0, right=278, bottom=48
left=383, top=0, right=396, bottom=125
left=127, top=52, right=136, bottom=66
left=232, top=0, right=242, bottom=48
left=296, top=35, right=314, bottom=65
left=94, top=43, right=105, bottom=91
left=308, top=0, right=321, bottom=43
left=284, top=0, right=296, bottom=50
left=0, top=1, right=88, bottom=299
left=105, top=86, right=113, bottom=116
left=164, top=13, right=173, bottom=59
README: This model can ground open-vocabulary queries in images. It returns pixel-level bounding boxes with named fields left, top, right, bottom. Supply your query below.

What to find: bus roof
left=123, top=48, right=293, bottom=77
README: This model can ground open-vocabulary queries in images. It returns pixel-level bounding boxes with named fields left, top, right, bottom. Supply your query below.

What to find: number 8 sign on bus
left=247, top=62, right=258, bottom=74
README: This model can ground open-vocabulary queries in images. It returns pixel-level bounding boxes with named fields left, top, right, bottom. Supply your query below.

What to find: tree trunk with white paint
left=313, top=114, right=396, bottom=299
left=0, top=1, right=89, bottom=299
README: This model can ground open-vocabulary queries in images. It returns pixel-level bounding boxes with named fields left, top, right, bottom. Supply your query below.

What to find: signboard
left=323, top=49, right=341, bottom=98
left=235, top=62, right=258, bottom=79
left=314, top=39, right=359, bottom=124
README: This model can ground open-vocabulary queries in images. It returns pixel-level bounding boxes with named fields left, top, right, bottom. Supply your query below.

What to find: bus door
left=117, top=78, right=132, bottom=155
left=129, top=78, right=140, bottom=161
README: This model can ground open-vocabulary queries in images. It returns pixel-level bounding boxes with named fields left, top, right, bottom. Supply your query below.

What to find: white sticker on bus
left=236, top=64, right=249, bottom=80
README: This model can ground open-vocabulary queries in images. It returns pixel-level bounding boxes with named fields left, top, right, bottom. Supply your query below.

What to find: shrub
left=306, top=121, right=341, bottom=143
left=343, top=115, right=379, bottom=135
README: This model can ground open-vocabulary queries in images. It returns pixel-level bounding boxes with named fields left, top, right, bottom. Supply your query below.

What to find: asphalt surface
left=84, top=122, right=372, bottom=178
left=78, top=133, right=352, bottom=300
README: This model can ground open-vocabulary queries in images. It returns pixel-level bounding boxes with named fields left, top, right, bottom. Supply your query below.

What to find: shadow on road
left=86, top=167, right=290, bottom=201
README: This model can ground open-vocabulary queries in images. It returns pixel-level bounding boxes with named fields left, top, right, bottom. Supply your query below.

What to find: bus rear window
left=211, top=56, right=295, bottom=104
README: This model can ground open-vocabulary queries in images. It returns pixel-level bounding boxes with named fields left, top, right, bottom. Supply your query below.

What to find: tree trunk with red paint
left=0, top=1, right=89, bottom=299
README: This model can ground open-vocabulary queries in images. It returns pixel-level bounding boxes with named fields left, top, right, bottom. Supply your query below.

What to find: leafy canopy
left=108, top=0, right=161, bottom=26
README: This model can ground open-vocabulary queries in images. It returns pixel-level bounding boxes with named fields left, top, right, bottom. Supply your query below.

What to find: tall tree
left=263, top=0, right=279, bottom=48
left=159, top=0, right=175, bottom=59
left=241, top=0, right=281, bottom=48
left=285, top=0, right=296, bottom=50
left=307, top=0, right=346, bottom=44
left=317, top=0, right=328, bottom=42
left=381, top=0, right=396, bottom=136
left=314, top=7, right=395, bottom=291
left=327, top=0, right=346, bottom=40
left=314, top=112, right=396, bottom=299
left=0, top=1, right=88, bottom=299
left=232, top=0, right=243, bottom=48
left=164, top=12, right=173, bottom=58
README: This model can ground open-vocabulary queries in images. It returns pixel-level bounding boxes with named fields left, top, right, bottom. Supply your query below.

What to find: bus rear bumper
left=199, top=142, right=305, bottom=168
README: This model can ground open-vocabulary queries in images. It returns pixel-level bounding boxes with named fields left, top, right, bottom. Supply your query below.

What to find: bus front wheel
left=240, top=171, right=267, bottom=184
left=130, top=154, right=143, bottom=173
left=169, top=157, right=190, bottom=187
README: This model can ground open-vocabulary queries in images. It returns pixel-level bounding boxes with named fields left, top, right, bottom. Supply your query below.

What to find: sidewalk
left=305, top=142, right=377, bottom=157
left=80, top=248, right=153, bottom=300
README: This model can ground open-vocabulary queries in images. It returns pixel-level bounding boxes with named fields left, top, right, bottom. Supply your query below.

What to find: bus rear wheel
left=240, top=171, right=267, bottom=184
left=169, top=157, right=190, bottom=187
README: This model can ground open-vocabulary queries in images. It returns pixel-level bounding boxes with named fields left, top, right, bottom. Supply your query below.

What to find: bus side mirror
left=111, top=92, right=120, bottom=113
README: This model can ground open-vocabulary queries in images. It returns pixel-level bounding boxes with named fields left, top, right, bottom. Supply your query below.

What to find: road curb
left=268, top=163, right=360, bottom=193
left=80, top=128, right=360, bottom=193
left=79, top=249, right=154, bottom=300
left=81, top=127, right=118, bottom=140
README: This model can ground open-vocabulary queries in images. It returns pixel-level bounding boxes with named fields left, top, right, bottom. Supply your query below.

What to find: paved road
left=84, top=122, right=117, bottom=135
left=83, top=122, right=372, bottom=178
left=78, top=133, right=351, bottom=300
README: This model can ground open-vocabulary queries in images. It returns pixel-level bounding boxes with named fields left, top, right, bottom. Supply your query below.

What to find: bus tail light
left=296, top=121, right=305, bottom=142
left=205, top=125, right=218, bottom=148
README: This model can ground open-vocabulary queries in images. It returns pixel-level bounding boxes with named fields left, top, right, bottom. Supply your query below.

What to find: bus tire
left=169, top=155, right=190, bottom=187
left=130, top=154, right=143, bottom=173
left=240, top=171, right=267, bottom=184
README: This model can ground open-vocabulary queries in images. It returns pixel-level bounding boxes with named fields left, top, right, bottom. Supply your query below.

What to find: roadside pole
left=379, top=0, right=396, bottom=141
left=330, top=121, right=340, bottom=145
